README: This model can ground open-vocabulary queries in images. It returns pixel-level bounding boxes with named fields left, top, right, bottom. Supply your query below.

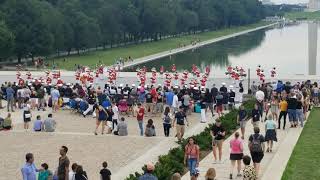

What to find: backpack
left=250, top=134, right=263, bottom=152
left=163, top=114, right=171, bottom=124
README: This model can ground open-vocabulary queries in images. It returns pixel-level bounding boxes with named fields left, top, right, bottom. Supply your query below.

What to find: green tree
left=0, top=21, right=14, bottom=60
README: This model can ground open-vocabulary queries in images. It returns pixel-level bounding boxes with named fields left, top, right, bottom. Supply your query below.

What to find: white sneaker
left=213, top=160, right=217, bottom=164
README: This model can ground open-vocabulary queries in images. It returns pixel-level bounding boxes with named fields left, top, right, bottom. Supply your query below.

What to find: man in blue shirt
left=6, top=84, right=15, bottom=112
left=165, top=90, right=174, bottom=107
left=139, top=163, right=158, bottom=180
left=33, top=115, right=43, bottom=132
left=21, top=153, right=40, bottom=180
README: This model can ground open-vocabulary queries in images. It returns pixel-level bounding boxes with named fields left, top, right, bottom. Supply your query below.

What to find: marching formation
left=0, top=64, right=319, bottom=180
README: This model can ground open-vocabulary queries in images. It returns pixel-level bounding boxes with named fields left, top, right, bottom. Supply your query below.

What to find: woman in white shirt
left=23, top=100, right=32, bottom=130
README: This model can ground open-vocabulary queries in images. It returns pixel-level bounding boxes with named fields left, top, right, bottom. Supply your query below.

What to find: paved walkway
left=122, top=23, right=278, bottom=69
left=182, top=113, right=308, bottom=180
left=112, top=112, right=219, bottom=180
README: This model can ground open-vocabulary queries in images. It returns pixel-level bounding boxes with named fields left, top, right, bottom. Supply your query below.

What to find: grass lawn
left=50, top=21, right=270, bottom=70
left=281, top=107, right=320, bottom=180
left=285, top=11, right=320, bottom=20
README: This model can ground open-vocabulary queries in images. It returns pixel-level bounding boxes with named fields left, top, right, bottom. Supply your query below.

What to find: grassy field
left=281, top=108, right=320, bottom=180
left=285, top=11, right=320, bottom=20
left=50, top=21, right=270, bottom=70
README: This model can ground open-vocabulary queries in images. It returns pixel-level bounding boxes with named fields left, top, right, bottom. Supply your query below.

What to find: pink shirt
left=230, top=138, right=243, bottom=154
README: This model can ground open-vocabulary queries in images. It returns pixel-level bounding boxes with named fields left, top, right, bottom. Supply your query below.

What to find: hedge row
left=126, top=99, right=255, bottom=180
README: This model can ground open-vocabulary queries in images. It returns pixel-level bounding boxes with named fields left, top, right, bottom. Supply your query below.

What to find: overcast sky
left=271, top=0, right=309, bottom=4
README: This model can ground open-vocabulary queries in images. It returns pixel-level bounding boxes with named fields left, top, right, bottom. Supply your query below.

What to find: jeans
left=278, top=111, right=287, bottom=128
left=7, top=98, right=14, bottom=112
left=287, top=109, right=297, bottom=122
left=138, top=120, right=144, bottom=136
left=163, top=123, right=171, bottom=137
left=296, top=109, right=304, bottom=127
left=188, top=158, right=198, bottom=176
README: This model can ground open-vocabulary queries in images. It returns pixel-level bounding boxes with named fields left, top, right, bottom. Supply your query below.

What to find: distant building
left=308, top=0, right=320, bottom=12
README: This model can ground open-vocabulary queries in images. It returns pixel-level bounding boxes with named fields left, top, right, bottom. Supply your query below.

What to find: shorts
left=239, top=120, right=247, bottom=128
left=216, top=105, right=223, bottom=113
left=23, top=111, right=31, bottom=122
left=98, top=118, right=107, bottom=122
left=207, top=103, right=214, bottom=110
left=212, top=139, right=223, bottom=146
left=176, top=124, right=185, bottom=135
left=230, top=153, right=243, bottom=160
left=250, top=152, right=264, bottom=163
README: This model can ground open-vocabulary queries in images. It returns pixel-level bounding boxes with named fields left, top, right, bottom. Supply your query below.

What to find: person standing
left=278, top=98, right=288, bottom=129
left=23, top=100, right=32, bottom=130
left=287, top=92, right=298, bottom=128
left=255, top=88, right=265, bottom=119
left=94, top=105, right=108, bottom=135
left=200, top=98, right=207, bottom=123
left=57, top=146, right=70, bottom=180
left=184, top=137, right=200, bottom=179
left=296, top=94, right=305, bottom=127
left=163, top=106, right=172, bottom=137
left=136, top=103, right=145, bottom=136
left=211, top=119, right=225, bottom=163
left=100, top=161, right=111, bottom=180
left=111, top=102, right=119, bottom=131
left=229, top=132, right=243, bottom=179
left=251, top=104, right=261, bottom=128
left=270, top=96, right=279, bottom=121
left=172, top=91, right=179, bottom=114
left=21, top=153, right=41, bottom=180
left=265, top=114, right=277, bottom=152
left=37, top=86, right=46, bottom=111
left=237, top=105, right=247, bottom=139
left=173, top=106, right=188, bottom=142
left=6, top=83, right=15, bottom=112
left=215, top=92, right=223, bottom=117
left=248, top=127, right=265, bottom=176
left=51, top=87, right=60, bottom=112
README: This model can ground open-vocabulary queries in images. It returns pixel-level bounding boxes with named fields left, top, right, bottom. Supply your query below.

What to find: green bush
left=126, top=99, right=255, bottom=180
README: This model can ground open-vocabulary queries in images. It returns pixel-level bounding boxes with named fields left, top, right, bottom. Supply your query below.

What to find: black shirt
left=296, top=101, right=302, bottom=109
left=211, top=124, right=225, bottom=140
left=287, top=97, right=297, bottom=110
left=100, top=168, right=111, bottom=180
left=175, top=111, right=186, bottom=125
left=146, top=93, right=153, bottom=103
left=252, top=109, right=260, bottom=122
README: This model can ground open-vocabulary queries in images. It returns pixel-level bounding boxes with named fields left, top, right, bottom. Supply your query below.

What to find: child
left=100, top=161, right=111, bottom=180
left=38, top=163, right=53, bottom=180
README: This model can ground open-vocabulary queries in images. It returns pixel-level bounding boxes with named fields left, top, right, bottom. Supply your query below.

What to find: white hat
left=201, top=86, right=205, bottom=89
left=119, top=84, right=123, bottom=87
left=158, top=84, right=162, bottom=86
left=67, top=83, right=71, bottom=86
left=138, top=86, right=141, bottom=89
left=222, top=82, right=226, bottom=85
left=201, top=91, right=205, bottom=94
left=229, top=85, right=234, bottom=88
left=144, top=85, right=148, bottom=88
left=194, top=87, right=198, bottom=90
left=174, top=85, right=179, bottom=89
left=132, top=84, right=136, bottom=87
left=184, top=85, right=188, bottom=88
left=28, top=83, right=32, bottom=86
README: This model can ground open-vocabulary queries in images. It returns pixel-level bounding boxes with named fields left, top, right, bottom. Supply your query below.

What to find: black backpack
left=250, top=134, right=263, bottom=152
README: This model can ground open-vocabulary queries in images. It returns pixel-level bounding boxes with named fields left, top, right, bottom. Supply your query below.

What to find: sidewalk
left=182, top=113, right=308, bottom=180
left=122, top=23, right=277, bottom=69
left=112, top=112, right=219, bottom=180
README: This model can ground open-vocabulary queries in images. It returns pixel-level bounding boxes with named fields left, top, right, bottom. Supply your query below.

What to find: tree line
left=0, top=0, right=266, bottom=62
